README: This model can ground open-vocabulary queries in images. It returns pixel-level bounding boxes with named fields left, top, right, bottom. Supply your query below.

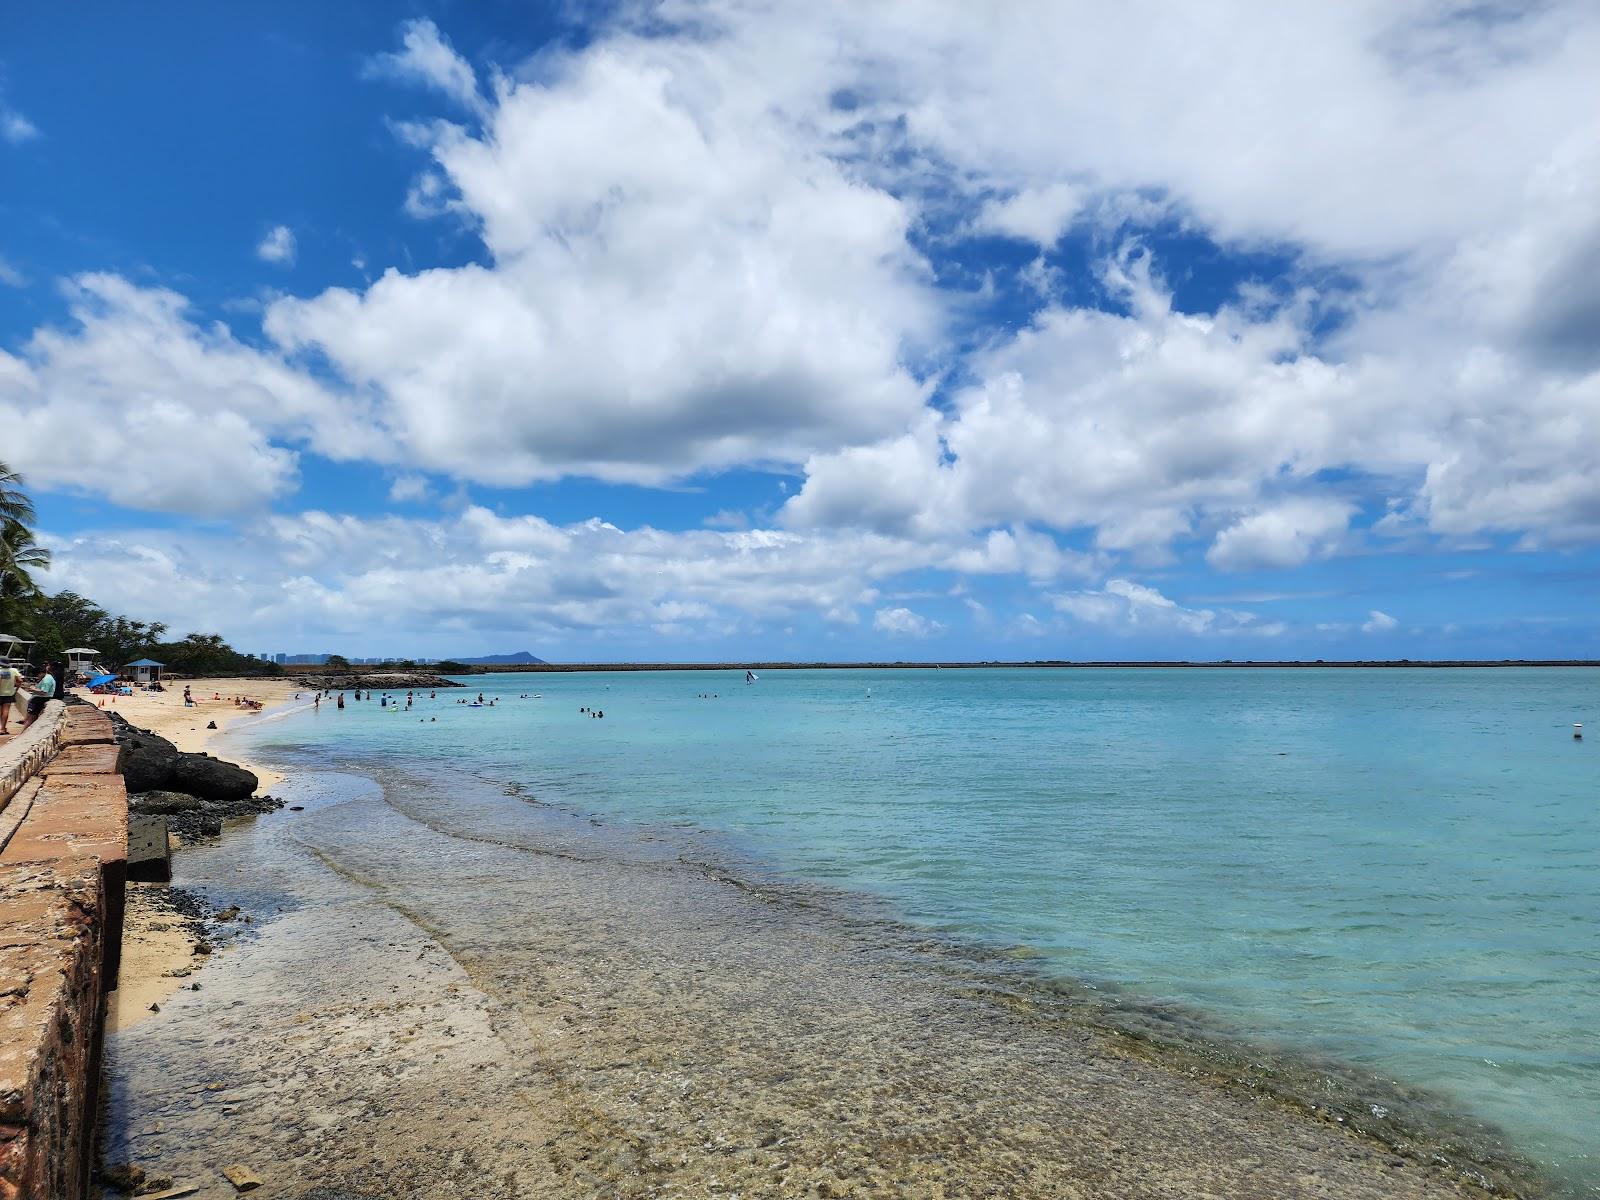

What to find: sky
left=3, top=1, right=1599, bottom=662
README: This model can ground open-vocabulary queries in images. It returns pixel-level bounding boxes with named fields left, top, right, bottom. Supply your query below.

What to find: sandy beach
left=99, top=675, right=306, bottom=788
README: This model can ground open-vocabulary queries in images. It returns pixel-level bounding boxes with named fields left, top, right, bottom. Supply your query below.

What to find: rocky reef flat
left=95, top=758, right=1550, bottom=1200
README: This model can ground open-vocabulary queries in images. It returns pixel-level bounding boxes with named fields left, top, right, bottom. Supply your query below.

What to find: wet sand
left=107, top=885, right=212, bottom=1033
left=97, top=748, right=1549, bottom=1200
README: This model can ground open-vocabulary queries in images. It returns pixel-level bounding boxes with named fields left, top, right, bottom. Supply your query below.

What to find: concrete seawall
left=0, top=704, right=128, bottom=1200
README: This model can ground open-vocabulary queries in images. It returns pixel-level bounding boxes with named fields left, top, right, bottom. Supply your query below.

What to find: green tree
left=22, top=591, right=167, bottom=668
left=0, top=520, right=51, bottom=631
left=0, top=462, right=36, bottom=528
left=152, top=632, right=280, bottom=677
left=325, top=654, right=352, bottom=672
left=0, top=463, right=49, bottom=632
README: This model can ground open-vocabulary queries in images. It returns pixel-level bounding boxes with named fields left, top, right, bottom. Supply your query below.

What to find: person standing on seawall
left=0, top=660, right=19, bottom=736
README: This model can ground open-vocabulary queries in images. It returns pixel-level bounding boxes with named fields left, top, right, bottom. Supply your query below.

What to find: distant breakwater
left=465, top=659, right=1600, bottom=672
left=294, top=672, right=464, bottom=690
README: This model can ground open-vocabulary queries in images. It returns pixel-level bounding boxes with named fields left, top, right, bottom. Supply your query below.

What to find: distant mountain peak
left=457, top=650, right=547, bottom=665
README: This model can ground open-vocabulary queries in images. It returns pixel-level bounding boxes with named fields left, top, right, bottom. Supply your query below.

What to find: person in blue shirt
left=22, top=662, right=58, bottom=727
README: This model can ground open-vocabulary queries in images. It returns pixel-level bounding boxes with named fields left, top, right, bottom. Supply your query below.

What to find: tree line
left=0, top=461, right=279, bottom=677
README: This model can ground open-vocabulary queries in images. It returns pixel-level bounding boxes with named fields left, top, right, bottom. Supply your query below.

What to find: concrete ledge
left=0, top=709, right=65, bottom=815
left=0, top=707, right=126, bottom=1200
left=0, top=857, right=106, bottom=1200
left=55, top=712, right=115, bottom=751
left=37, top=744, right=122, bottom=779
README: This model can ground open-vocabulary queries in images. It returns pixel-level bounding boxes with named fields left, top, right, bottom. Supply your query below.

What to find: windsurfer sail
left=745, top=669, right=759, bottom=684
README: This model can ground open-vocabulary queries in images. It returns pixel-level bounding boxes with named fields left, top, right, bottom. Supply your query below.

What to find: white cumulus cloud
left=1363, top=610, right=1399, bottom=634
left=6, top=2, right=1600, bottom=582
left=268, top=26, right=938, bottom=487
left=1050, top=579, right=1278, bottom=638
left=1, top=110, right=38, bottom=144
left=257, top=225, right=297, bottom=265
left=0, top=275, right=378, bottom=513
left=873, top=606, right=941, bottom=638
left=974, top=183, right=1083, bottom=246
left=365, top=18, right=487, bottom=117
left=1207, top=498, right=1355, bottom=571
left=37, top=508, right=1085, bottom=653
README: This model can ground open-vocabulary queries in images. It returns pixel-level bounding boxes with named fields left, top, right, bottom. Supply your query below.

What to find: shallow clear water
left=240, top=667, right=1600, bottom=1189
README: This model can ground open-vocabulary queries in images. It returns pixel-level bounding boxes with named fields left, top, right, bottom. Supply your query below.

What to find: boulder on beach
left=171, top=752, right=257, bottom=801
left=119, top=734, right=183, bottom=794
left=110, top=713, right=259, bottom=800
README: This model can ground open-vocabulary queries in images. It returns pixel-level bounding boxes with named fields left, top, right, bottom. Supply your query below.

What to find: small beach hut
left=124, top=658, right=165, bottom=685
left=66, top=647, right=101, bottom=679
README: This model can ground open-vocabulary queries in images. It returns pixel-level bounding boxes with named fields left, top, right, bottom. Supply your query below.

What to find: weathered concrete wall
left=0, top=858, right=106, bottom=1200
left=0, top=705, right=127, bottom=1200
left=0, top=711, right=63, bottom=815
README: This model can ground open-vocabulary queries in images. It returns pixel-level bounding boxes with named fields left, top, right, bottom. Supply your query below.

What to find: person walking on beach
left=0, top=661, right=18, bottom=735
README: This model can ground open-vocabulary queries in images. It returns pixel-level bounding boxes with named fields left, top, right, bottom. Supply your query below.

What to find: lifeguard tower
left=66, top=647, right=101, bottom=681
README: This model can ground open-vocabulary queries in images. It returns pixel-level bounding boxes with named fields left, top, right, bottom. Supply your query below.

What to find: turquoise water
left=241, top=667, right=1599, bottom=1189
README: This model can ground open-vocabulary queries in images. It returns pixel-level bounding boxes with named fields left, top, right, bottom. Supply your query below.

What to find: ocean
left=236, top=666, right=1599, bottom=1192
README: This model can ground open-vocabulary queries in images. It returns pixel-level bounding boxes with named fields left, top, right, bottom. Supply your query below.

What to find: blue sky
left=3, top=2, right=1600, bottom=661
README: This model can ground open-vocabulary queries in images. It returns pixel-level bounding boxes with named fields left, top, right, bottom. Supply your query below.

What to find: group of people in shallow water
left=307, top=688, right=439, bottom=713
left=301, top=686, right=622, bottom=722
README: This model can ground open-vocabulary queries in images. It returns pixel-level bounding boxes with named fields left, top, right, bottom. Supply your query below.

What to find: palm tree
left=0, top=464, right=50, bottom=633
left=0, top=521, right=50, bottom=587
left=0, top=461, right=36, bottom=529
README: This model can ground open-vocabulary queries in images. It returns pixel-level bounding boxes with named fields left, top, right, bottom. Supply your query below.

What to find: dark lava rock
left=170, top=752, right=257, bottom=801
left=119, top=738, right=182, bottom=793
left=129, top=789, right=210, bottom=815
left=114, top=713, right=280, bottom=839
left=110, top=712, right=258, bottom=801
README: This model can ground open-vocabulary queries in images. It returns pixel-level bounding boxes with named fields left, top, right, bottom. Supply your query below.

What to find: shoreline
left=98, top=727, right=1557, bottom=1198
left=93, top=675, right=311, bottom=789
left=105, top=678, right=308, bottom=1034
left=370, top=757, right=1551, bottom=1199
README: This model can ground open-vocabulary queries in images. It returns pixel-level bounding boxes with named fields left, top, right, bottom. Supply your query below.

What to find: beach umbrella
left=87, top=673, right=118, bottom=689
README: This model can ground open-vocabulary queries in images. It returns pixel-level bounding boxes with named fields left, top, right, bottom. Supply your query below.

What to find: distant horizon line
left=289, top=658, right=1600, bottom=672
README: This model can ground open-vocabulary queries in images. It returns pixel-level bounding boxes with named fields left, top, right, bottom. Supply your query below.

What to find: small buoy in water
left=1575, top=723, right=1584, bottom=739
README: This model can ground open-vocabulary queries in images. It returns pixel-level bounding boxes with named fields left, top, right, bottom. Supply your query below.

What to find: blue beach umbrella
left=87, top=673, right=118, bottom=688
